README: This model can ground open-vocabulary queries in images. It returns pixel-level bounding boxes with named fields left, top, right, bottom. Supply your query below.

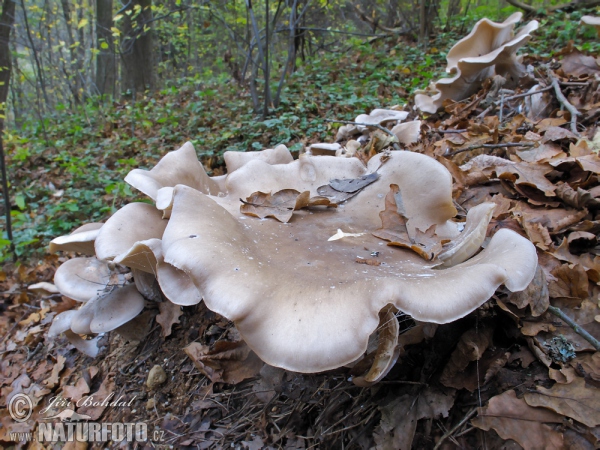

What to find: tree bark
left=505, top=0, right=600, bottom=14
left=59, top=0, right=84, bottom=103
left=121, top=0, right=156, bottom=95
left=96, top=0, right=116, bottom=96
left=0, top=0, right=16, bottom=257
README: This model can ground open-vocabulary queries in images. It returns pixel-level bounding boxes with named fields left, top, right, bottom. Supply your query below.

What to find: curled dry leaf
left=472, top=390, right=564, bottom=450
left=524, top=376, right=600, bottom=427
left=184, top=340, right=263, bottom=385
left=507, top=264, right=549, bottom=317
left=240, top=189, right=336, bottom=223
left=353, top=306, right=400, bottom=387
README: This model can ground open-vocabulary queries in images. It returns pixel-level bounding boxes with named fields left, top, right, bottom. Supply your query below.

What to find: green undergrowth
left=2, top=10, right=598, bottom=263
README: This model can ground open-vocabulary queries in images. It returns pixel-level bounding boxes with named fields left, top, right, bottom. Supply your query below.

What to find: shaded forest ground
left=2, top=10, right=600, bottom=449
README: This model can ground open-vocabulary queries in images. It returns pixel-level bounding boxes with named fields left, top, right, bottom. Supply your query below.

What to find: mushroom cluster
left=49, top=141, right=537, bottom=373
left=415, top=12, right=538, bottom=113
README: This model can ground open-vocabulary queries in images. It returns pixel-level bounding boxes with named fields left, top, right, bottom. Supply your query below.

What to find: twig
left=548, top=305, right=600, bottom=351
left=550, top=77, right=581, bottom=135
left=433, top=407, right=478, bottom=450
left=434, top=129, right=467, bottom=134
left=496, top=85, right=553, bottom=103
left=323, top=119, right=400, bottom=150
left=445, top=142, right=534, bottom=157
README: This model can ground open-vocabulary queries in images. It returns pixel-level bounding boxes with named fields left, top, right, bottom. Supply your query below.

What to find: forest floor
left=1, top=16, right=600, bottom=450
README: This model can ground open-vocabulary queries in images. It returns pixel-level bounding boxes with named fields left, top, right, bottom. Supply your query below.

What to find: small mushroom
left=70, top=284, right=145, bottom=334
left=224, top=144, right=294, bottom=173
left=125, top=141, right=221, bottom=201
left=415, top=13, right=538, bottom=113
left=391, top=120, right=422, bottom=146
left=581, top=16, right=600, bottom=37
left=28, top=282, right=60, bottom=295
left=49, top=223, right=104, bottom=255
left=54, top=257, right=118, bottom=302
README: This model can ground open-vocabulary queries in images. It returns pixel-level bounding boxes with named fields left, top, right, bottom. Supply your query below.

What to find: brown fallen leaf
left=43, top=355, right=66, bottom=389
left=77, top=374, right=115, bottom=420
left=62, top=376, right=90, bottom=402
left=156, top=301, right=183, bottom=337
left=353, top=306, right=400, bottom=387
left=507, top=264, right=549, bottom=317
left=524, top=376, right=600, bottom=427
left=373, top=387, right=455, bottom=450
left=184, top=340, right=263, bottom=385
left=240, top=189, right=336, bottom=223
left=472, top=390, right=564, bottom=450
left=439, top=326, right=494, bottom=391
left=560, top=48, right=600, bottom=77
left=373, top=185, right=443, bottom=260
left=355, top=257, right=381, bottom=266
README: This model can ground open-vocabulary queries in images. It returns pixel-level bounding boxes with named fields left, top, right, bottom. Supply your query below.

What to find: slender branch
left=548, top=305, right=600, bottom=351
left=497, top=85, right=553, bottom=103
left=550, top=77, right=580, bottom=135
left=434, top=129, right=467, bottom=134
left=445, top=142, right=534, bottom=157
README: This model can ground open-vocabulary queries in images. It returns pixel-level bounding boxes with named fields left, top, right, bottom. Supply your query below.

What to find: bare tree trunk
left=20, top=0, right=49, bottom=110
left=95, top=0, right=116, bottom=96
left=419, top=0, right=427, bottom=45
left=60, top=0, right=84, bottom=103
left=0, top=0, right=16, bottom=259
left=121, top=0, right=156, bottom=95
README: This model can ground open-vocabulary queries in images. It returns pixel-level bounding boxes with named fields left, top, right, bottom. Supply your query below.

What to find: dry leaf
left=156, top=301, right=183, bottom=337
left=43, top=355, right=66, bottom=389
left=373, top=185, right=442, bottom=260
left=184, top=340, right=263, bottom=384
left=524, top=376, right=600, bottom=427
left=507, top=264, right=549, bottom=317
left=240, top=189, right=335, bottom=223
left=472, top=390, right=564, bottom=450
left=77, top=375, right=115, bottom=420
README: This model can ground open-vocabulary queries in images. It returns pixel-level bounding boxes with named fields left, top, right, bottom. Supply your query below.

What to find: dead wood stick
left=324, top=119, right=401, bottom=150
left=434, top=128, right=467, bottom=134
left=445, top=142, right=534, bottom=157
left=497, top=85, right=553, bottom=103
left=433, top=407, right=478, bottom=450
left=547, top=305, right=600, bottom=351
left=550, top=77, right=581, bottom=135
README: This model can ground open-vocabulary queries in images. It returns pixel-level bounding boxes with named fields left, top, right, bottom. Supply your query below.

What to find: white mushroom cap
left=113, top=238, right=202, bottom=305
left=224, top=144, right=294, bottom=173
left=354, top=109, right=409, bottom=132
left=581, top=15, right=600, bottom=36
left=70, top=284, right=145, bottom=334
left=48, top=310, right=78, bottom=338
left=95, top=202, right=168, bottom=261
left=54, top=257, right=116, bottom=302
left=49, top=223, right=104, bottom=255
left=391, top=121, right=422, bottom=146
left=160, top=151, right=536, bottom=373
left=124, top=141, right=220, bottom=200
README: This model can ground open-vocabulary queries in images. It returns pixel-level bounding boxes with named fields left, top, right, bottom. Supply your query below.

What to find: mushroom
left=158, top=151, right=536, bottom=372
left=415, top=13, right=538, bottom=113
left=54, top=257, right=122, bottom=302
left=94, top=202, right=168, bottom=261
left=28, top=282, right=60, bottom=295
left=224, top=144, right=294, bottom=173
left=49, top=223, right=104, bottom=255
left=336, top=109, right=409, bottom=141
left=124, top=141, right=221, bottom=201
left=70, top=284, right=145, bottom=334
left=581, top=16, right=600, bottom=37
left=307, top=143, right=342, bottom=157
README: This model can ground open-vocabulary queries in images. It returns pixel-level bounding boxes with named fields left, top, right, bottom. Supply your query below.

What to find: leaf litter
left=2, top=32, right=600, bottom=450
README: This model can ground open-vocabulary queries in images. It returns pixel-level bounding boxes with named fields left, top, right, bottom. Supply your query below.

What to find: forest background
left=0, top=0, right=598, bottom=263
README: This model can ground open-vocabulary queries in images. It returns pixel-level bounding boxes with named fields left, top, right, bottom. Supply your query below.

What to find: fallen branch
left=506, top=0, right=600, bottom=14
left=550, top=76, right=581, bottom=135
left=445, top=142, right=534, bottom=157
left=547, top=305, right=600, bottom=351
